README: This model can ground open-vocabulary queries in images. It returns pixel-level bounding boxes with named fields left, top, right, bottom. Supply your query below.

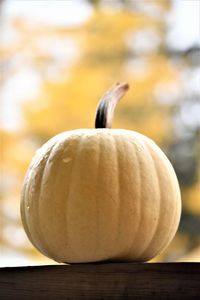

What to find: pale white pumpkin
left=21, top=83, right=181, bottom=263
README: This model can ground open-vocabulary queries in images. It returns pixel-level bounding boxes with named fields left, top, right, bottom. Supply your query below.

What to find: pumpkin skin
left=21, top=128, right=181, bottom=263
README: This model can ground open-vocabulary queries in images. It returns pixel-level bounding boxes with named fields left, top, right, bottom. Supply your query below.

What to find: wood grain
left=0, top=262, right=200, bottom=299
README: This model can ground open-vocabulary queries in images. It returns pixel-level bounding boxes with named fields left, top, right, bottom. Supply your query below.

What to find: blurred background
left=0, top=0, right=199, bottom=266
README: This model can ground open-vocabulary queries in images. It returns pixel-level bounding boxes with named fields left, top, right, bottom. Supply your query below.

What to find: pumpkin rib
left=119, top=135, right=132, bottom=258
left=149, top=152, right=181, bottom=259
left=117, top=135, right=138, bottom=259
left=60, top=134, right=83, bottom=262
left=20, top=180, right=37, bottom=250
left=21, top=164, right=37, bottom=246
left=164, top=185, right=181, bottom=250
left=163, top=168, right=181, bottom=254
left=37, top=135, right=69, bottom=258
left=137, top=142, right=161, bottom=260
left=94, top=134, right=105, bottom=261
left=68, top=132, right=103, bottom=263
left=96, top=133, right=117, bottom=262
left=23, top=143, right=55, bottom=257
left=114, top=135, right=121, bottom=258
left=119, top=137, right=141, bottom=260
left=36, top=140, right=61, bottom=259
left=64, top=133, right=85, bottom=261
left=125, top=139, right=143, bottom=260
left=142, top=142, right=180, bottom=260
left=41, top=135, right=78, bottom=262
left=93, top=134, right=101, bottom=258
left=154, top=151, right=181, bottom=257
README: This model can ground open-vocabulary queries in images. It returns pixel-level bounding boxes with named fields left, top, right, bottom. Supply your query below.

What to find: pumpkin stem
left=95, top=82, right=129, bottom=128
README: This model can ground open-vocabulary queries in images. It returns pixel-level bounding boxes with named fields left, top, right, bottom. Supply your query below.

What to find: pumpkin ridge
left=64, top=134, right=85, bottom=260
left=157, top=156, right=180, bottom=253
left=142, top=143, right=180, bottom=260
left=149, top=157, right=181, bottom=258
left=136, top=142, right=161, bottom=259
left=23, top=141, right=56, bottom=259
left=46, top=135, right=80, bottom=261
left=95, top=133, right=116, bottom=261
left=22, top=146, right=50, bottom=252
left=164, top=174, right=181, bottom=253
left=146, top=147, right=166, bottom=259
left=20, top=165, right=37, bottom=247
left=125, top=139, right=142, bottom=259
left=36, top=140, right=61, bottom=259
left=20, top=180, right=37, bottom=250
left=60, top=135, right=83, bottom=262
left=94, top=134, right=101, bottom=258
left=165, top=186, right=180, bottom=249
left=113, top=134, right=121, bottom=258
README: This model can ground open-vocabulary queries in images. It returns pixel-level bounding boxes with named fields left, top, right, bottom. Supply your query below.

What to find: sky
left=3, top=0, right=93, bottom=27
left=167, top=0, right=200, bottom=49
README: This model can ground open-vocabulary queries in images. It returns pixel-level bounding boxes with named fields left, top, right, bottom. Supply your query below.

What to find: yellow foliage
left=80, top=10, right=158, bottom=54
left=183, top=181, right=200, bottom=215
left=151, top=232, right=189, bottom=262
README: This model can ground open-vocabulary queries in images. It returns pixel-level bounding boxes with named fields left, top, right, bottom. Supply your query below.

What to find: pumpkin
left=21, top=83, right=181, bottom=263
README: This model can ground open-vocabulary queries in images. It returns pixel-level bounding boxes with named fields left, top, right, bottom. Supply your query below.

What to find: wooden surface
left=0, top=262, right=200, bottom=299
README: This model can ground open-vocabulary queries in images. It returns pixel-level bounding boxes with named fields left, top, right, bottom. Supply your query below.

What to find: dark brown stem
left=95, top=82, right=129, bottom=129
